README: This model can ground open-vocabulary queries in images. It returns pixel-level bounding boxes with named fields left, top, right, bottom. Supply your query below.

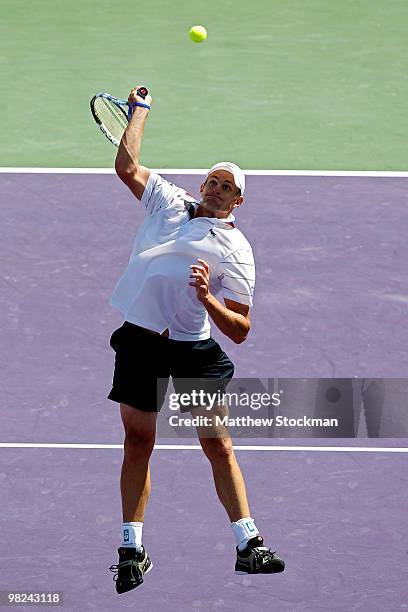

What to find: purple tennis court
left=1, top=171, right=407, bottom=610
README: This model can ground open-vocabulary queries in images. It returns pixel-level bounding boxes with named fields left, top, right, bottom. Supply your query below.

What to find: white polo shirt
left=110, top=172, right=255, bottom=341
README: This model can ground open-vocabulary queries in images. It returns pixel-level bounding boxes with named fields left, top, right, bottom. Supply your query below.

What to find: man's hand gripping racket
left=90, top=86, right=151, bottom=146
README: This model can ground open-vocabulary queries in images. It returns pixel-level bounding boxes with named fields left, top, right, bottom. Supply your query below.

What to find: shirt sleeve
left=141, top=172, right=185, bottom=216
left=217, top=247, right=256, bottom=306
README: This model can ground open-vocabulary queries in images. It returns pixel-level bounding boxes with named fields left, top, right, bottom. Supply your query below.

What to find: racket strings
left=94, top=97, right=127, bottom=142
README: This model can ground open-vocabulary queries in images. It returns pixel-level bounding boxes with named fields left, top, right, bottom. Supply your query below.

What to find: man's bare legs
left=120, top=403, right=157, bottom=522
left=116, top=401, right=284, bottom=580
left=195, top=405, right=250, bottom=522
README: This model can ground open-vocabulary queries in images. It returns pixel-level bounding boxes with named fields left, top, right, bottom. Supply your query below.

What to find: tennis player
left=108, top=87, right=285, bottom=594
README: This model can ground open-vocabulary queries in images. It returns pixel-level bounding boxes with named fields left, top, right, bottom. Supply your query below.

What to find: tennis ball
left=189, top=25, right=207, bottom=43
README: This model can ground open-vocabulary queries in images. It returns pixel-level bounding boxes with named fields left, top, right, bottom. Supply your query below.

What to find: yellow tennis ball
left=189, top=25, right=207, bottom=43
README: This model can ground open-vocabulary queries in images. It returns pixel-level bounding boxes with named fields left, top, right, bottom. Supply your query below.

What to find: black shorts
left=107, top=322, right=235, bottom=412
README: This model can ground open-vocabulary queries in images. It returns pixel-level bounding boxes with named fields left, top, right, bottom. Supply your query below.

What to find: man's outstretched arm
left=115, top=86, right=152, bottom=201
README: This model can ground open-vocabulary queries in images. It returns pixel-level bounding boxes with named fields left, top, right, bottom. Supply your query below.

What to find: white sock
left=231, top=517, right=260, bottom=551
left=122, top=522, right=143, bottom=551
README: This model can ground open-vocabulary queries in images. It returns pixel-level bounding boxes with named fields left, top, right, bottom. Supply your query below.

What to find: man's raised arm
left=115, top=86, right=152, bottom=201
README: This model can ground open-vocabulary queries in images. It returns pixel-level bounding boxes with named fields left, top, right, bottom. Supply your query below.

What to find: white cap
left=206, top=161, right=245, bottom=194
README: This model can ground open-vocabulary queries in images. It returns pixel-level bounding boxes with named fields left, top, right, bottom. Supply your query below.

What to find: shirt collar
left=191, top=202, right=235, bottom=224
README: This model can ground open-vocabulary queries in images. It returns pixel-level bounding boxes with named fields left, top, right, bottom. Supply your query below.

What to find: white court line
left=0, top=442, right=407, bottom=453
left=0, top=168, right=408, bottom=177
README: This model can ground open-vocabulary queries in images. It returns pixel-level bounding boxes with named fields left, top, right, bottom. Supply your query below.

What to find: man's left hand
left=189, top=259, right=211, bottom=303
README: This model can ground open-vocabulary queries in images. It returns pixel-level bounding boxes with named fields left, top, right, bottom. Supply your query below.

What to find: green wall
left=1, top=0, right=407, bottom=169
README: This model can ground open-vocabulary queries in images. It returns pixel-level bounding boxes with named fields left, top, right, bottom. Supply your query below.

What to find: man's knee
left=200, top=436, right=234, bottom=464
left=124, top=429, right=155, bottom=460
left=121, top=403, right=156, bottom=461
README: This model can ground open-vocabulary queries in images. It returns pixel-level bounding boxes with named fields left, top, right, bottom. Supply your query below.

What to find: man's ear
left=234, top=196, right=244, bottom=208
left=199, top=182, right=205, bottom=194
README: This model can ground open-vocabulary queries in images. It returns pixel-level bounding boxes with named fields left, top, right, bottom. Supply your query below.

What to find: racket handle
left=136, top=87, right=148, bottom=99
left=127, top=87, right=149, bottom=120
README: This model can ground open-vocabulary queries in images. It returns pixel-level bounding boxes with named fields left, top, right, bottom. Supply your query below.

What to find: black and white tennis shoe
left=109, top=546, right=153, bottom=594
left=235, top=536, right=285, bottom=574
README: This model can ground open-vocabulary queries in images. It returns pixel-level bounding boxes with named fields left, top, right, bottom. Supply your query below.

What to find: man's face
left=199, top=170, right=244, bottom=217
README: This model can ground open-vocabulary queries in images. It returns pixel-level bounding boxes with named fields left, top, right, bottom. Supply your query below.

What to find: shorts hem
left=107, top=392, right=161, bottom=413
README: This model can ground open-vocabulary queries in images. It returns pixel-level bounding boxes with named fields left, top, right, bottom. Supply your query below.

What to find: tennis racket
left=90, top=87, right=149, bottom=146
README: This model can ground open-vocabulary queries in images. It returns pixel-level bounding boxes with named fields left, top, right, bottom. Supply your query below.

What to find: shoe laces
left=109, top=559, right=134, bottom=581
left=253, top=547, right=278, bottom=569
